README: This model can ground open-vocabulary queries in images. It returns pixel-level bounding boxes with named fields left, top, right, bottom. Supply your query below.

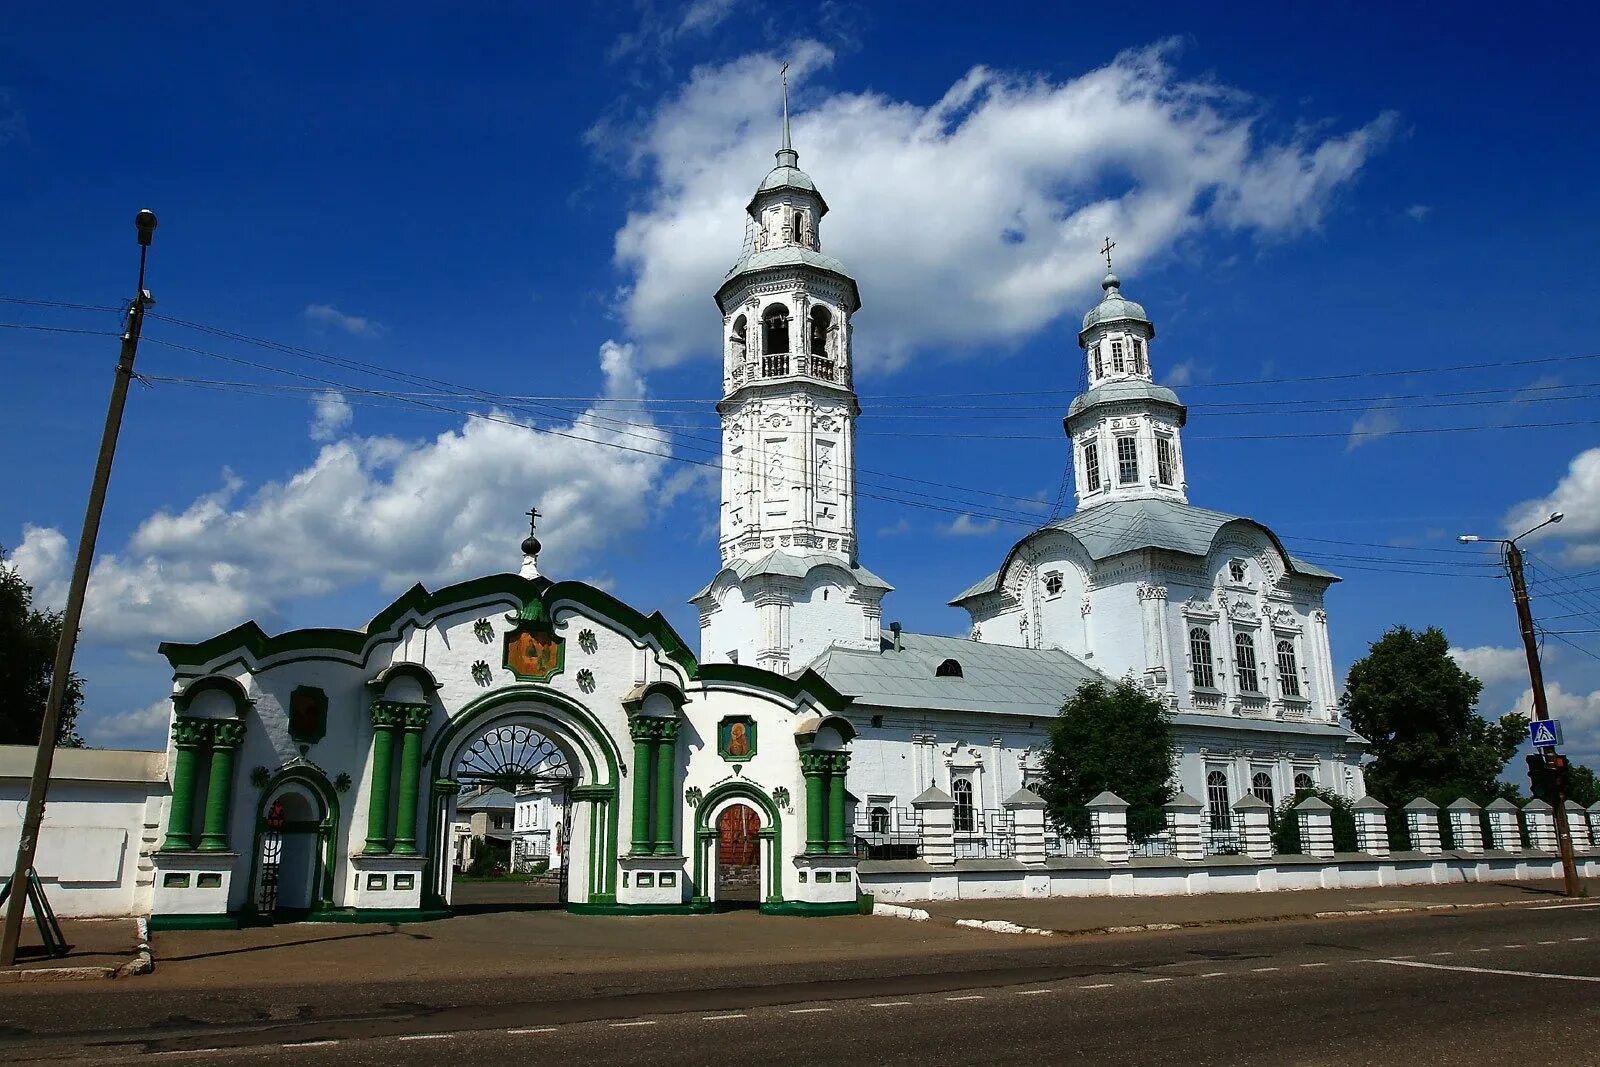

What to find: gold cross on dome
left=1100, top=236, right=1116, bottom=272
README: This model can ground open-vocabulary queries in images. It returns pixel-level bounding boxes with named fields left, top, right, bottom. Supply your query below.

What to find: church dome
left=758, top=164, right=818, bottom=196
left=1079, top=272, right=1153, bottom=344
left=1065, top=379, right=1185, bottom=425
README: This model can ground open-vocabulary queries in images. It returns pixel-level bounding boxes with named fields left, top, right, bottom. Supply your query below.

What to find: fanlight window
left=454, top=723, right=573, bottom=794
left=1206, top=770, right=1230, bottom=831
left=1043, top=572, right=1064, bottom=597
left=1277, top=640, right=1302, bottom=697
left=869, top=806, right=890, bottom=834
left=1229, top=559, right=1247, bottom=583
left=1189, top=627, right=1215, bottom=689
left=1251, top=771, right=1275, bottom=808
left=935, top=658, right=964, bottom=678
left=1293, top=771, right=1315, bottom=792
left=953, top=777, right=976, bottom=832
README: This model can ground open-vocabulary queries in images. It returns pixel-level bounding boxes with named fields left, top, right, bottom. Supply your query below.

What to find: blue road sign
left=1529, top=719, right=1563, bottom=748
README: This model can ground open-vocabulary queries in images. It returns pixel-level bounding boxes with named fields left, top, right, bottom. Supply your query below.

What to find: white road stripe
left=1572, top=937, right=1591, bottom=942
left=1015, top=989, right=1053, bottom=995
left=1142, top=978, right=1173, bottom=984
left=945, top=995, right=985, bottom=1001
left=507, top=1027, right=557, bottom=1034
left=789, top=1007, right=833, bottom=1014
left=1251, top=967, right=1279, bottom=972
left=1299, top=962, right=1329, bottom=968
left=398, top=1034, right=452, bottom=1041
left=1200, top=972, right=1228, bottom=978
left=1503, top=944, right=1526, bottom=949
left=1078, top=983, right=1114, bottom=989
left=1537, top=940, right=1560, bottom=945
left=1472, top=948, right=1494, bottom=953
left=1372, top=959, right=1600, bottom=983
left=610, top=1021, right=657, bottom=1028
left=1389, top=954, right=1416, bottom=960
left=1429, top=952, right=1454, bottom=957
left=871, top=1002, right=912, bottom=1008
left=283, top=1040, right=340, bottom=1048
left=1530, top=901, right=1600, bottom=910
left=702, top=1014, right=747, bottom=1021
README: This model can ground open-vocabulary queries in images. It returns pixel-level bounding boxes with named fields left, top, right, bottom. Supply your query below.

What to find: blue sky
left=4, top=2, right=1600, bottom=766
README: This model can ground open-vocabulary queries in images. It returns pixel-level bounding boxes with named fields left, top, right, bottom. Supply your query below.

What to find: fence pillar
left=1564, top=801, right=1591, bottom=852
left=1004, top=788, right=1048, bottom=866
left=1523, top=799, right=1556, bottom=852
left=913, top=786, right=956, bottom=866
left=1088, top=791, right=1129, bottom=865
left=1589, top=802, right=1600, bottom=850
left=1232, top=795, right=1273, bottom=860
left=1295, top=796, right=1335, bottom=858
left=1485, top=798, right=1521, bottom=851
left=1404, top=798, right=1442, bottom=854
left=1446, top=798, right=1484, bottom=853
left=1165, top=792, right=1205, bottom=862
left=1352, top=796, right=1389, bottom=856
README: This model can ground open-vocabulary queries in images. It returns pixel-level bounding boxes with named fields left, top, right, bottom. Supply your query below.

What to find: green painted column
left=364, top=703, right=401, bottom=854
left=628, top=717, right=655, bottom=854
left=198, top=720, right=247, bottom=851
left=162, top=718, right=211, bottom=851
left=653, top=718, right=679, bottom=855
left=801, top=752, right=827, bottom=855
left=827, top=752, right=851, bottom=855
left=391, top=704, right=431, bottom=855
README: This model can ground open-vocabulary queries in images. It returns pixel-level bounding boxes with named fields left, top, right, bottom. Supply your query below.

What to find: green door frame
left=243, top=766, right=340, bottom=923
left=693, top=782, right=785, bottom=910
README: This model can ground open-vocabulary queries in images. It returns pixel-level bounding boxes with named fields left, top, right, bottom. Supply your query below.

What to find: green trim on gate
left=694, top=781, right=784, bottom=906
left=243, top=765, right=341, bottom=923
left=758, top=899, right=862, bottom=917
left=566, top=901, right=716, bottom=916
left=149, top=913, right=243, bottom=931
left=696, top=662, right=852, bottom=713
left=421, top=685, right=622, bottom=910
left=303, top=906, right=451, bottom=924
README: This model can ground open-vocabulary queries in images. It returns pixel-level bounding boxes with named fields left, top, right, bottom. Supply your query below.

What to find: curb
left=872, top=902, right=931, bottom=922
left=0, top=917, right=154, bottom=984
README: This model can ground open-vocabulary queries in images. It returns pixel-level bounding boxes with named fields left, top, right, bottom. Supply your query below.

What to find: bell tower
left=691, top=70, right=890, bottom=673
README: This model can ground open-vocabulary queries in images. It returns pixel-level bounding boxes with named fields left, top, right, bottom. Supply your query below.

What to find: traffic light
left=1549, top=753, right=1571, bottom=799
left=1527, top=754, right=1555, bottom=801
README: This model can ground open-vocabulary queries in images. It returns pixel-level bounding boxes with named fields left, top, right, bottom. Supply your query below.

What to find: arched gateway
left=149, top=573, right=862, bottom=928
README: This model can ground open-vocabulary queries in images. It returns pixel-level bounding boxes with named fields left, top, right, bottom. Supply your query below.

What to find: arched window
left=730, top=315, right=747, bottom=363
left=952, top=778, right=975, bottom=833
left=809, top=305, right=832, bottom=358
left=1206, top=770, right=1230, bottom=831
left=1043, top=572, right=1064, bottom=597
left=1276, top=640, right=1301, bottom=697
left=1251, top=771, right=1274, bottom=808
left=1293, top=771, right=1314, bottom=792
left=1189, top=627, right=1215, bottom=689
left=869, top=806, right=890, bottom=834
left=1235, top=632, right=1260, bottom=693
left=791, top=209, right=805, bottom=244
left=762, top=304, right=790, bottom=357
left=935, top=658, right=964, bottom=678
left=1083, top=439, right=1102, bottom=491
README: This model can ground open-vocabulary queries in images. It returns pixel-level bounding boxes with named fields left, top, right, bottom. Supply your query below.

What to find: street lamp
left=1457, top=509, right=1580, bottom=896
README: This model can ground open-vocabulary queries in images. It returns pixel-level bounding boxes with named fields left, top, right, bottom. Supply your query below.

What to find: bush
left=1271, top=787, right=1358, bottom=854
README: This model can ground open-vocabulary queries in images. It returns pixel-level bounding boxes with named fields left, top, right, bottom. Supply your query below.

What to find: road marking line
left=702, top=1014, right=747, bottom=1021
left=1537, top=940, right=1560, bottom=945
left=283, top=1040, right=340, bottom=1048
left=1078, top=983, right=1114, bottom=989
left=1503, top=944, right=1526, bottom=949
left=1531, top=901, right=1600, bottom=910
left=610, top=1021, right=657, bottom=1028
left=1015, top=989, right=1053, bottom=995
left=506, top=1027, right=557, bottom=1034
left=1299, top=962, right=1329, bottom=968
left=1429, top=952, right=1454, bottom=957
left=1572, top=937, right=1590, bottom=942
left=1142, top=977, right=1173, bottom=984
left=1200, top=972, right=1228, bottom=978
left=1371, top=959, right=1600, bottom=983
left=871, top=1002, right=912, bottom=1008
left=1251, top=967, right=1280, bottom=972
left=399, top=1034, right=452, bottom=1041
left=945, top=995, right=985, bottom=1001
left=1472, top=948, right=1494, bottom=953
left=790, top=1007, right=833, bottom=1014
left=1389, top=954, right=1416, bottom=959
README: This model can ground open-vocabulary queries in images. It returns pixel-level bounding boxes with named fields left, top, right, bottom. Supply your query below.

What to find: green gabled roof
left=158, top=573, right=699, bottom=680
left=696, top=661, right=852, bottom=714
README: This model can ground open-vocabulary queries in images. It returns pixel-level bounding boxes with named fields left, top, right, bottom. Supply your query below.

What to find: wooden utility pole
left=1, top=210, right=158, bottom=966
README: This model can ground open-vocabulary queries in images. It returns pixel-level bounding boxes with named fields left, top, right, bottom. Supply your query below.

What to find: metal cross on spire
left=780, top=61, right=792, bottom=152
left=1100, top=236, right=1116, bottom=273
left=525, top=506, right=541, bottom=533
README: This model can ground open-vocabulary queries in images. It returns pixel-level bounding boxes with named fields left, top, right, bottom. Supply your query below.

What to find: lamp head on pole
left=1551, top=511, right=1565, bottom=524
left=135, top=209, right=158, bottom=247
left=1457, top=535, right=1481, bottom=544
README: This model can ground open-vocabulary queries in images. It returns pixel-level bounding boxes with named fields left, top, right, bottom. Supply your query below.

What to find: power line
left=0, top=322, right=122, bottom=337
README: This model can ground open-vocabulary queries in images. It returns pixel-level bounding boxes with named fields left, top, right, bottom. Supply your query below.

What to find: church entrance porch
left=715, top=804, right=762, bottom=906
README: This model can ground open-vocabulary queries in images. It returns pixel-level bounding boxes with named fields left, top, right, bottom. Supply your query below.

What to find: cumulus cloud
left=1346, top=404, right=1400, bottom=451
left=1450, top=644, right=1533, bottom=689
left=1406, top=204, right=1432, bottom=221
left=1163, top=359, right=1200, bottom=387
left=942, top=513, right=1000, bottom=537
left=603, top=40, right=1395, bottom=372
left=1503, top=447, right=1600, bottom=563
left=303, top=303, right=384, bottom=338
left=13, top=343, right=671, bottom=648
left=308, top=389, right=354, bottom=442
left=1505, top=681, right=1600, bottom=765
left=89, top=698, right=173, bottom=747
left=878, top=518, right=912, bottom=537
left=608, top=0, right=739, bottom=62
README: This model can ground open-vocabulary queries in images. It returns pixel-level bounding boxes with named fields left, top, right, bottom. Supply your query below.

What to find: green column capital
left=370, top=701, right=408, bottom=729
left=798, top=750, right=830, bottom=777
left=171, top=716, right=212, bottom=748
left=399, top=703, right=432, bottom=731
left=653, top=716, right=681, bottom=743
left=211, top=720, right=248, bottom=749
left=628, top=715, right=657, bottom=743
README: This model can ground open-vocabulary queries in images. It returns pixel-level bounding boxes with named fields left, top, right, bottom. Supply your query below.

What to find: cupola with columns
left=1064, top=240, right=1189, bottom=510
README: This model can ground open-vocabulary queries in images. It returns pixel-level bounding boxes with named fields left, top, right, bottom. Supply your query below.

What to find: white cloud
left=603, top=40, right=1395, bottom=372
left=88, top=698, right=172, bottom=747
left=1450, top=644, right=1533, bottom=688
left=14, top=343, right=672, bottom=649
left=1163, top=359, right=1200, bottom=387
left=878, top=518, right=912, bottom=537
left=1346, top=404, right=1399, bottom=451
left=303, top=303, right=384, bottom=338
left=1503, top=447, right=1600, bottom=563
left=608, top=0, right=740, bottom=62
left=308, top=389, right=354, bottom=442
left=1506, top=681, right=1600, bottom=765
left=941, top=513, right=999, bottom=537
left=1405, top=204, right=1432, bottom=221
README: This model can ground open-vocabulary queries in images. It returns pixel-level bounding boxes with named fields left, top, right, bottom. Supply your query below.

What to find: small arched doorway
left=250, top=772, right=336, bottom=922
left=716, top=804, right=762, bottom=905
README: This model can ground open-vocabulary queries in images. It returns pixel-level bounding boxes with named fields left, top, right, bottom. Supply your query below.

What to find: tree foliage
left=0, top=547, right=85, bottom=747
left=1038, top=679, right=1175, bottom=839
left=1340, top=625, right=1524, bottom=807
left=1271, top=786, right=1358, bottom=854
left=1564, top=764, right=1600, bottom=808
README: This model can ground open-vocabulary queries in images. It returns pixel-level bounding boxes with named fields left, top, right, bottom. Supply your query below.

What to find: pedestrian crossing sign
left=1528, top=719, right=1562, bottom=748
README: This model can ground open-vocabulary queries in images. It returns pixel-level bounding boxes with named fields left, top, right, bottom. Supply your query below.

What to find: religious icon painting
left=287, top=686, right=328, bottom=745
left=718, top=715, right=757, bottom=762
left=503, top=624, right=565, bottom=682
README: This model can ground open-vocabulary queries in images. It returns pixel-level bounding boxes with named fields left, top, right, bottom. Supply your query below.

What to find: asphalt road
left=4, top=901, right=1598, bottom=1065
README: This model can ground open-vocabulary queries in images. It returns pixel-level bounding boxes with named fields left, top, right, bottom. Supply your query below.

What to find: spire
left=776, top=62, right=799, bottom=169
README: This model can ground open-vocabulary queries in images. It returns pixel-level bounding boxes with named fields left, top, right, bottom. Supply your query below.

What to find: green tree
left=1271, top=786, right=1358, bottom=854
left=1548, top=762, right=1599, bottom=808
left=1037, top=679, right=1175, bottom=840
left=1341, top=625, right=1524, bottom=807
left=0, top=547, right=85, bottom=747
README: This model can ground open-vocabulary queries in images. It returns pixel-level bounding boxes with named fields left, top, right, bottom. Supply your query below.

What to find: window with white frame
left=1091, top=344, right=1103, bottom=380
left=869, top=806, right=890, bottom=834
left=952, top=777, right=976, bottom=833
left=1206, top=769, right=1231, bottom=831
left=1276, top=639, right=1301, bottom=697
left=1228, top=559, right=1247, bottom=583
left=1132, top=337, right=1145, bottom=374
left=1189, top=626, right=1216, bottom=689
left=1083, top=439, right=1102, bottom=491
left=1156, top=436, right=1174, bottom=485
left=1111, top=339, right=1125, bottom=372
left=1251, top=771, right=1275, bottom=808
left=1043, top=571, right=1064, bottom=597
left=1116, top=436, right=1139, bottom=484
left=1293, top=770, right=1315, bottom=792
left=1235, top=632, right=1260, bottom=692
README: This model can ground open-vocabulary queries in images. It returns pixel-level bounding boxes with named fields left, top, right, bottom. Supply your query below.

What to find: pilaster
left=364, top=702, right=404, bottom=854
left=198, top=720, right=246, bottom=851
left=391, top=703, right=431, bottom=855
left=162, top=718, right=210, bottom=852
left=652, top=718, right=679, bottom=856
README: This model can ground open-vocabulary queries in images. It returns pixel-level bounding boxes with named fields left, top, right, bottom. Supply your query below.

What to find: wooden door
left=717, top=804, right=761, bottom=866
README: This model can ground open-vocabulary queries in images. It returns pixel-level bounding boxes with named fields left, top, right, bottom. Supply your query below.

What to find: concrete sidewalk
left=0, top=917, right=146, bottom=982
left=906, top=878, right=1592, bottom=934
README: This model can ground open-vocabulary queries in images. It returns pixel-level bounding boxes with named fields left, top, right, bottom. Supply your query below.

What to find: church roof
left=690, top=551, right=893, bottom=601
left=719, top=246, right=861, bottom=311
left=947, top=499, right=1339, bottom=604
left=805, top=630, right=1107, bottom=717
left=1065, top=379, right=1186, bottom=424
left=456, top=787, right=516, bottom=812
left=1079, top=271, right=1153, bottom=344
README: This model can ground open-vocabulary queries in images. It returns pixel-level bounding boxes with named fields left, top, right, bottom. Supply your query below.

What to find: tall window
left=1189, top=627, right=1215, bottom=689
left=1111, top=339, right=1125, bottom=372
left=952, top=778, right=975, bottom=833
left=1277, top=640, right=1301, bottom=697
left=1092, top=344, right=1103, bottom=379
left=762, top=304, right=790, bottom=355
left=809, top=305, right=833, bottom=358
left=1116, top=436, right=1139, bottom=484
left=1251, top=771, right=1275, bottom=808
left=1132, top=337, right=1145, bottom=374
left=1206, top=770, right=1230, bottom=831
left=1083, top=439, right=1102, bottom=491
left=1235, top=632, right=1260, bottom=692
left=1156, top=437, right=1174, bottom=486
left=792, top=209, right=805, bottom=244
